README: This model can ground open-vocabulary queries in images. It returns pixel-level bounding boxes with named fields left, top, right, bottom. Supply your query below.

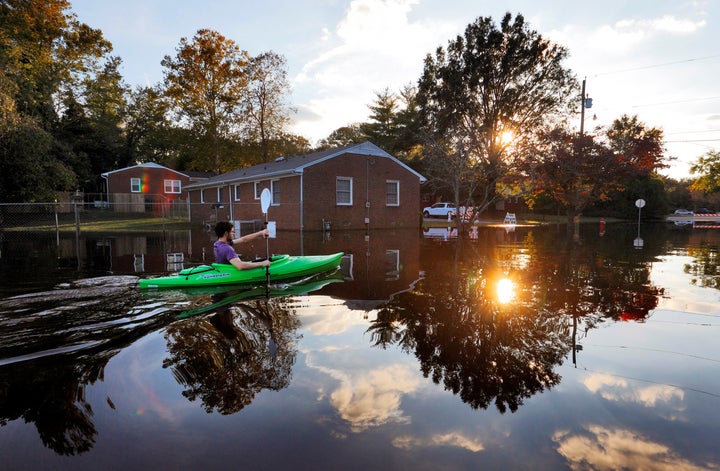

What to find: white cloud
left=553, top=425, right=716, bottom=471
left=583, top=372, right=685, bottom=412
left=328, top=364, right=421, bottom=432
left=292, top=0, right=459, bottom=142
left=393, top=431, right=485, bottom=452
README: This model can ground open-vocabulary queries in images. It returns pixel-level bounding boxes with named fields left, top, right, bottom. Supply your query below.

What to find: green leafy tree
left=0, top=0, right=111, bottom=125
left=316, top=124, right=367, bottom=150
left=0, top=0, right=113, bottom=199
left=124, top=85, right=179, bottom=166
left=416, top=13, right=576, bottom=216
left=361, top=88, right=399, bottom=153
left=161, top=29, right=251, bottom=172
left=690, top=150, right=720, bottom=194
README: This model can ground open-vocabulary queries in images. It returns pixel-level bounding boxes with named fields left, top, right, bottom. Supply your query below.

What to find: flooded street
left=0, top=222, right=718, bottom=470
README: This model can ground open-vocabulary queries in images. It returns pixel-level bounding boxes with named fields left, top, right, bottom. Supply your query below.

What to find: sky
left=69, top=0, right=720, bottom=178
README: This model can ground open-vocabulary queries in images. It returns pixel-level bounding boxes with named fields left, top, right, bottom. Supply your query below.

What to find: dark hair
left=214, top=221, right=233, bottom=238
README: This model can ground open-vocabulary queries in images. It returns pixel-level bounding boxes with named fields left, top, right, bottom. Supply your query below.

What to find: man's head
left=214, top=221, right=234, bottom=238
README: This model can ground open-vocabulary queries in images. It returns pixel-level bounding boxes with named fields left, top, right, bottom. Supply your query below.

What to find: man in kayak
left=214, top=221, right=271, bottom=269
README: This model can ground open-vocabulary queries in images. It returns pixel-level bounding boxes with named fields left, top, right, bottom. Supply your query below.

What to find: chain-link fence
left=0, top=192, right=189, bottom=233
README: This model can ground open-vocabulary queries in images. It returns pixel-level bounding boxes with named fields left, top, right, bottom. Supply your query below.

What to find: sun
left=496, top=278, right=516, bottom=304
left=500, top=130, right=514, bottom=145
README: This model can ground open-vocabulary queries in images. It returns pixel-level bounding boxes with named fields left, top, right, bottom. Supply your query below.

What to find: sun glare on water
left=496, top=278, right=516, bottom=304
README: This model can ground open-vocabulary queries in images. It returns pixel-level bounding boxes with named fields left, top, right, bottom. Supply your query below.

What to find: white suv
left=423, top=202, right=456, bottom=219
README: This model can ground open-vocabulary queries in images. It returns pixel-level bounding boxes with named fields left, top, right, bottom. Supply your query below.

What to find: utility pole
left=580, top=77, right=593, bottom=136
left=580, top=78, right=586, bottom=136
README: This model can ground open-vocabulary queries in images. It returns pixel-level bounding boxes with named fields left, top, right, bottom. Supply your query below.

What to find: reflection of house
left=185, top=142, right=427, bottom=231
left=101, top=163, right=212, bottom=214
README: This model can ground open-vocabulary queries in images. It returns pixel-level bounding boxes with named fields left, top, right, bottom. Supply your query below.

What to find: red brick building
left=101, top=163, right=211, bottom=214
left=186, top=142, right=427, bottom=231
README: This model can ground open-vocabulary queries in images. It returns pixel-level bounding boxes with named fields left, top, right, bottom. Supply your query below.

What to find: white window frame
left=254, top=182, right=262, bottom=200
left=336, top=177, right=353, bottom=206
left=271, top=179, right=280, bottom=205
left=386, top=180, right=400, bottom=206
left=234, top=184, right=241, bottom=201
left=164, top=179, right=181, bottom=194
left=216, top=187, right=223, bottom=202
left=200, top=189, right=206, bottom=203
left=385, top=249, right=400, bottom=281
left=130, top=178, right=141, bottom=193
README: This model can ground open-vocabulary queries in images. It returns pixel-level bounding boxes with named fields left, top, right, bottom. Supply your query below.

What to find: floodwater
left=0, top=222, right=718, bottom=470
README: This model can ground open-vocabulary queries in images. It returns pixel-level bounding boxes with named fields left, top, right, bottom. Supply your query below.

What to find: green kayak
left=138, top=252, right=344, bottom=290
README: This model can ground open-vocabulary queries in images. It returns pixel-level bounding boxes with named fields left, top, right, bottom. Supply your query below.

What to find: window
left=336, top=177, right=352, bottom=205
left=217, top=187, right=223, bottom=202
left=385, top=250, right=400, bottom=281
left=234, top=185, right=241, bottom=201
left=130, top=178, right=141, bottom=193
left=386, top=180, right=400, bottom=206
left=271, top=180, right=280, bottom=205
left=164, top=179, right=181, bottom=194
left=254, top=182, right=262, bottom=200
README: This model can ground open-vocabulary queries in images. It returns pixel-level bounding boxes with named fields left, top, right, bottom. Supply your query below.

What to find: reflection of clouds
left=553, top=426, right=715, bottom=471
left=583, top=373, right=685, bottom=410
left=393, top=432, right=484, bottom=453
left=329, top=364, right=420, bottom=432
left=295, top=296, right=371, bottom=335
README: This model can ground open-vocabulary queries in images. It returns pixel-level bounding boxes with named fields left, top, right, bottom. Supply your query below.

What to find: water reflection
left=0, top=223, right=718, bottom=468
left=163, top=297, right=300, bottom=415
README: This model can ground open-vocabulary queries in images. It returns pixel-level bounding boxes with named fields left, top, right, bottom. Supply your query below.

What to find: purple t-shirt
left=213, top=241, right=238, bottom=264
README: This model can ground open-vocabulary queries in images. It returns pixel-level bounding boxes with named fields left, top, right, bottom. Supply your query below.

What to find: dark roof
left=186, top=141, right=426, bottom=190
left=100, top=162, right=190, bottom=178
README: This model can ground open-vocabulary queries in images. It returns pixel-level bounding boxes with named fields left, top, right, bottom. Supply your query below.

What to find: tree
left=416, top=13, right=576, bottom=217
left=690, top=150, right=720, bottom=194
left=0, top=0, right=111, bottom=125
left=605, top=114, right=667, bottom=176
left=529, top=128, right=623, bottom=223
left=243, top=51, right=294, bottom=162
left=530, top=114, right=669, bottom=222
left=124, top=85, right=178, bottom=166
left=161, top=29, right=251, bottom=172
left=361, top=88, right=399, bottom=153
left=316, top=124, right=367, bottom=150
left=0, top=0, right=112, bottom=200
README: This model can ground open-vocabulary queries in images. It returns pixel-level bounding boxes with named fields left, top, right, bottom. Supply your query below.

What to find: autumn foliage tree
left=529, top=114, right=668, bottom=222
left=161, top=29, right=251, bottom=173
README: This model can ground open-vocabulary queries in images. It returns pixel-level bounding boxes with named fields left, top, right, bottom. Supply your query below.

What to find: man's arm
left=229, top=257, right=270, bottom=270
left=231, top=228, right=268, bottom=245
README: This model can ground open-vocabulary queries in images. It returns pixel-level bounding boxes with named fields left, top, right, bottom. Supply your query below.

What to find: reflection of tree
left=163, top=299, right=300, bottom=414
left=0, top=353, right=111, bottom=455
left=684, top=246, right=720, bottom=289
left=0, top=282, right=167, bottom=456
left=372, top=225, right=667, bottom=413
left=370, top=269, right=570, bottom=413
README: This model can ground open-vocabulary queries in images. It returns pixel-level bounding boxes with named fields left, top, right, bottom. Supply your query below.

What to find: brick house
left=101, top=163, right=211, bottom=214
left=185, top=141, right=427, bottom=231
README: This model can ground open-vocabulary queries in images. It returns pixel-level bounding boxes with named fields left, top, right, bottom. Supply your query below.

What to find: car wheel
left=423, top=211, right=430, bottom=218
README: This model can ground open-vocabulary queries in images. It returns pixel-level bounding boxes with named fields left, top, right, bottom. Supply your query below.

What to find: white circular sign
left=635, top=199, right=646, bottom=208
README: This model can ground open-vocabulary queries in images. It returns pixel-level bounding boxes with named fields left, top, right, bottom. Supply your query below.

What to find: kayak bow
left=138, top=252, right=344, bottom=290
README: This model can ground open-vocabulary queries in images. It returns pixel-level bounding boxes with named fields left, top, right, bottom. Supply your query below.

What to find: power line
left=591, top=53, right=720, bottom=77
left=666, top=129, right=720, bottom=135
left=665, top=138, right=720, bottom=143
left=632, top=95, right=720, bottom=108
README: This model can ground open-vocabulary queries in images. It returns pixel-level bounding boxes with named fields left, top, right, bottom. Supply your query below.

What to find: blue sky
left=70, top=0, right=720, bottom=178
